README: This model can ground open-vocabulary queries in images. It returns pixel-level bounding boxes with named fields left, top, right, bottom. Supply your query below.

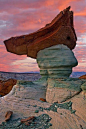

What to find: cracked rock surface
left=0, top=79, right=86, bottom=129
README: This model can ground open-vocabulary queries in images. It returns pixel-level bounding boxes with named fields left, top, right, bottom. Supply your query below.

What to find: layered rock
left=0, top=79, right=17, bottom=96
left=37, top=45, right=78, bottom=79
left=1, top=5, right=86, bottom=128
left=4, top=6, right=77, bottom=59
left=7, top=80, right=46, bottom=100
left=46, top=78, right=83, bottom=103
left=36, top=44, right=79, bottom=103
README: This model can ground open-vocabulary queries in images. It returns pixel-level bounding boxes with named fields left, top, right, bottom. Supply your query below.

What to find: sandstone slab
left=7, top=80, right=46, bottom=100
left=4, top=6, right=77, bottom=59
left=69, top=91, right=86, bottom=122
left=46, top=78, right=83, bottom=103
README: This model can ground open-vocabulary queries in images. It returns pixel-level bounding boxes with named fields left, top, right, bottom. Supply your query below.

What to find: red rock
left=5, top=111, right=13, bottom=121
left=79, top=75, right=86, bottom=79
left=40, top=98, right=46, bottom=102
left=21, top=116, right=35, bottom=126
left=4, top=6, right=77, bottom=59
left=24, top=121, right=30, bottom=126
left=21, top=116, right=35, bottom=123
left=0, top=79, right=17, bottom=96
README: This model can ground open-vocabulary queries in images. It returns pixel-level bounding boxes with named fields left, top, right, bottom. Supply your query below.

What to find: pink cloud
left=0, top=0, right=86, bottom=72
left=73, top=42, right=86, bottom=72
left=0, top=45, right=27, bottom=72
left=0, top=0, right=46, bottom=14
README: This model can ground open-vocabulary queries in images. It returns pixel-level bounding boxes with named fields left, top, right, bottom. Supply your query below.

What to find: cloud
left=0, top=0, right=86, bottom=72
left=75, top=11, right=86, bottom=16
left=11, top=57, right=39, bottom=72
left=73, top=33, right=86, bottom=72
left=0, top=0, right=86, bottom=39
left=0, top=0, right=47, bottom=14
left=0, top=45, right=27, bottom=72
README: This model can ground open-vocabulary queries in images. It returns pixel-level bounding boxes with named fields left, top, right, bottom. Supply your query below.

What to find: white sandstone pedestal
left=37, top=45, right=78, bottom=103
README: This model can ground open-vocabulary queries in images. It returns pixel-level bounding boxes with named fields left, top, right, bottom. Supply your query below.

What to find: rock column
left=37, top=44, right=79, bottom=103
left=37, top=45, right=78, bottom=79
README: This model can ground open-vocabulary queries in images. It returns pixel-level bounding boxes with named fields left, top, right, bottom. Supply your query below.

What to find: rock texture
left=37, top=45, right=78, bottom=79
left=4, top=6, right=77, bottom=59
left=46, top=78, right=83, bottom=103
left=2, top=5, right=86, bottom=129
left=5, top=111, right=13, bottom=121
left=7, top=80, right=46, bottom=100
left=0, top=79, right=17, bottom=96
left=79, top=74, right=86, bottom=79
left=81, top=82, right=86, bottom=98
left=0, top=81, right=86, bottom=129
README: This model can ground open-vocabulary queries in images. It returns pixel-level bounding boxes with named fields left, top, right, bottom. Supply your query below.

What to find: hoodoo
left=1, top=6, right=86, bottom=129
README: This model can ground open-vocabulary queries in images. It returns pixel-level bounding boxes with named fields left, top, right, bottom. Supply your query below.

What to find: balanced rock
left=4, top=6, right=77, bottom=59
left=37, top=44, right=78, bottom=103
left=37, top=44, right=78, bottom=79
left=0, top=79, right=17, bottom=96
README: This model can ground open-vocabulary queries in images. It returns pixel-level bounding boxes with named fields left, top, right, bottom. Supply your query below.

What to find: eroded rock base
left=0, top=79, right=86, bottom=129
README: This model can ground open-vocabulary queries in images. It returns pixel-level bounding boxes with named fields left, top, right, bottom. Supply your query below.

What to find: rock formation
left=37, top=45, right=78, bottom=79
left=0, top=79, right=17, bottom=96
left=46, top=78, right=82, bottom=103
left=5, top=111, right=13, bottom=121
left=3, top=5, right=82, bottom=103
left=4, top=6, right=77, bottom=59
left=2, top=6, right=86, bottom=129
left=79, top=74, right=86, bottom=79
left=3, top=6, right=80, bottom=104
left=36, top=44, right=79, bottom=103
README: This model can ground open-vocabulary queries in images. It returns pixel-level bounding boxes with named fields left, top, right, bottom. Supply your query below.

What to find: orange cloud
left=0, top=0, right=86, bottom=72
left=75, top=12, right=86, bottom=16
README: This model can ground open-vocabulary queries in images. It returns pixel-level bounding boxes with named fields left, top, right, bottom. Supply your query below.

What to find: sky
left=0, top=0, right=86, bottom=73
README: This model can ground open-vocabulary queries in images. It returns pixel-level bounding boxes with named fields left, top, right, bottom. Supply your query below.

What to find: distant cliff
left=70, top=72, right=86, bottom=78
left=0, top=71, right=41, bottom=81
left=0, top=71, right=86, bottom=81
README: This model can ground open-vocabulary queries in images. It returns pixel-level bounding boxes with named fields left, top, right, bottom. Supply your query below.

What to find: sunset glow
left=0, top=0, right=86, bottom=72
